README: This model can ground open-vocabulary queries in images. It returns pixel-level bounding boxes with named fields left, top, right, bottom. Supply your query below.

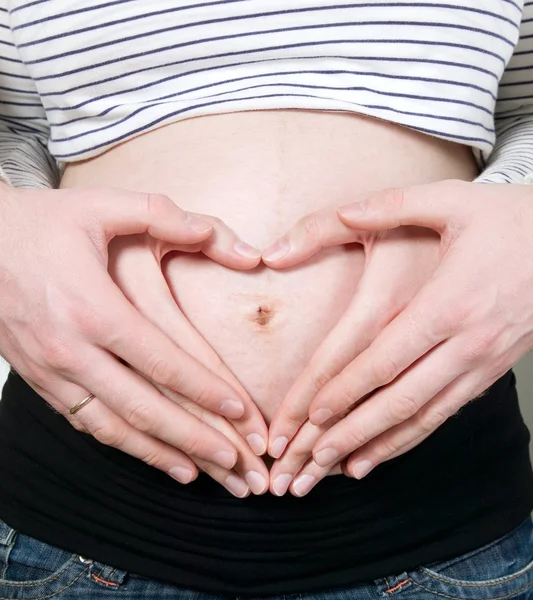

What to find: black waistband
left=0, top=371, right=532, bottom=595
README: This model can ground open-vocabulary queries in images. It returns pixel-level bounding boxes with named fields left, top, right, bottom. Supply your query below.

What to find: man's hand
left=0, top=184, right=267, bottom=491
left=267, top=180, right=533, bottom=489
left=262, top=207, right=440, bottom=495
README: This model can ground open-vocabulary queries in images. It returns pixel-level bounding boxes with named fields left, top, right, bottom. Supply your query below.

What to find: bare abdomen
left=61, top=110, right=478, bottom=422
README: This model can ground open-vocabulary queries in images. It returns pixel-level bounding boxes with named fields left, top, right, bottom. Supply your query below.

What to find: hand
left=271, top=179, right=533, bottom=487
left=108, top=231, right=269, bottom=497
left=263, top=207, right=440, bottom=495
left=0, top=184, right=267, bottom=488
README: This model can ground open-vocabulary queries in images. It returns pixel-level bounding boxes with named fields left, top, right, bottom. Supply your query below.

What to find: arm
left=476, top=3, right=533, bottom=184
left=0, top=5, right=58, bottom=188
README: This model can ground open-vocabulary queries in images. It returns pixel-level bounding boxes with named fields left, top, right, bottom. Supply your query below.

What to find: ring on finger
left=69, top=393, right=96, bottom=415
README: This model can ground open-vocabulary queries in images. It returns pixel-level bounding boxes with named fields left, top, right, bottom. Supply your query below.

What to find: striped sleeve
left=476, top=1, right=533, bottom=183
left=0, top=5, right=58, bottom=188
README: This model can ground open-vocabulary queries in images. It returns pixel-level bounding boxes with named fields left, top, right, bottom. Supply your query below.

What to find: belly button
left=253, top=304, right=274, bottom=327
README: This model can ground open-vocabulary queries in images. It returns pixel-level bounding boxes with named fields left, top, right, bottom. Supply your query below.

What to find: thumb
left=337, top=182, right=461, bottom=233
left=83, top=187, right=214, bottom=243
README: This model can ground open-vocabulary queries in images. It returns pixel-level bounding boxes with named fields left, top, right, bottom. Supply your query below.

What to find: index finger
left=309, top=277, right=458, bottom=424
left=262, top=205, right=367, bottom=268
left=81, top=264, right=261, bottom=428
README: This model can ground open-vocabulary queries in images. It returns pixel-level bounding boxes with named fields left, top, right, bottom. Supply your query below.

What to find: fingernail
left=245, top=471, right=267, bottom=494
left=169, top=466, right=194, bottom=484
left=246, top=433, right=266, bottom=455
left=292, top=474, right=316, bottom=497
left=310, top=408, right=333, bottom=426
left=272, top=473, right=293, bottom=496
left=213, top=450, right=237, bottom=470
left=225, top=475, right=249, bottom=498
left=270, top=436, right=288, bottom=459
left=219, top=399, right=245, bottom=419
left=314, top=447, right=339, bottom=467
left=338, top=202, right=366, bottom=220
left=262, top=240, right=290, bottom=262
left=352, top=460, right=373, bottom=479
left=234, top=241, right=261, bottom=259
left=185, top=214, right=212, bottom=234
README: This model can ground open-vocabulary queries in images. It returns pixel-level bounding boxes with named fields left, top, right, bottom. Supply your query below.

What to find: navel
left=254, top=304, right=273, bottom=326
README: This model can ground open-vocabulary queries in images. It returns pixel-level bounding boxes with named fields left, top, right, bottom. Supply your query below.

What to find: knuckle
left=417, top=406, right=450, bottom=433
left=432, top=295, right=477, bottom=335
left=69, top=303, right=103, bottom=340
left=370, top=355, right=399, bottom=386
left=312, top=367, right=335, bottom=392
left=387, top=393, right=420, bottom=422
left=124, top=402, right=154, bottom=432
left=179, top=435, right=204, bottom=457
left=142, top=193, right=172, bottom=217
left=90, top=422, right=126, bottom=448
left=379, top=437, right=402, bottom=458
left=461, top=329, right=499, bottom=363
left=146, top=356, right=183, bottom=389
left=337, top=384, right=358, bottom=409
left=41, top=338, right=80, bottom=373
left=289, top=443, right=312, bottom=461
left=346, top=425, right=367, bottom=449
left=139, top=450, right=161, bottom=468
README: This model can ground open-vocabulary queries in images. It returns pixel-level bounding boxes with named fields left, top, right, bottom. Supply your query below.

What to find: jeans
left=0, top=517, right=532, bottom=599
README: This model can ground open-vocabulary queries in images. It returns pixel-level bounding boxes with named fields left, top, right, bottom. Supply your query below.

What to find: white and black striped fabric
left=0, top=0, right=532, bottom=187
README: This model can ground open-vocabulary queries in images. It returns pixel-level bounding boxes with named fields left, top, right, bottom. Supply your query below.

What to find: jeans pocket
left=408, top=518, right=533, bottom=599
left=0, top=519, right=128, bottom=599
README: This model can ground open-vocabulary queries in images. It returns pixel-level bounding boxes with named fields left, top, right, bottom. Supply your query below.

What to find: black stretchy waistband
left=0, top=371, right=532, bottom=595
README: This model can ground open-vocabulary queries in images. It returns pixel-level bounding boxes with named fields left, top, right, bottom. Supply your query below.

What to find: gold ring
left=69, top=393, right=96, bottom=415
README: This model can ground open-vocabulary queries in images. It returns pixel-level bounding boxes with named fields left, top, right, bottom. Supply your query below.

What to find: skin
left=0, top=184, right=269, bottom=494
left=56, top=110, right=476, bottom=496
left=266, top=180, right=533, bottom=495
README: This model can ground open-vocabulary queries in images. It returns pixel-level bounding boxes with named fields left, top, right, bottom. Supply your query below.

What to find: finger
left=84, top=267, right=253, bottom=422
left=30, top=379, right=200, bottom=484
left=270, top=418, right=337, bottom=496
left=268, top=251, right=406, bottom=457
left=193, top=458, right=251, bottom=499
left=262, top=206, right=367, bottom=268
left=312, top=338, right=466, bottom=468
left=108, top=239, right=268, bottom=454
left=308, top=277, right=455, bottom=424
left=156, top=386, right=269, bottom=495
left=344, top=371, right=499, bottom=478
left=65, top=345, right=241, bottom=470
left=76, top=188, right=215, bottom=243
left=289, top=458, right=334, bottom=497
left=184, top=213, right=262, bottom=270
left=336, top=181, right=465, bottom=233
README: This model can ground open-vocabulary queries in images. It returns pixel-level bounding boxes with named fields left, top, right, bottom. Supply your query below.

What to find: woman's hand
left=269, top=179, right=533, bottom=491
left=0, top=184, right=266, bottom=487
left=108, top=231, right=269, bottom=497
left=262, top=202, right=441, bottom=495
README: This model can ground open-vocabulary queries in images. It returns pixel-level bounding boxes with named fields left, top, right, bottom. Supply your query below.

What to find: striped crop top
left=1, top=0, right=533, bottom=188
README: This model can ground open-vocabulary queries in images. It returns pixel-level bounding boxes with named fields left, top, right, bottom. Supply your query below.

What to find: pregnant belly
left=61, top=110, right=477, bottom=422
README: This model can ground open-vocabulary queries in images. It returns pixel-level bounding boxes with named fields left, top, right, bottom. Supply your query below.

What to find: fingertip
left=234, top=241, right=262, bottom=261
left=269, top=435, right=289, bottom=459
left=309, top=407, right=333, bottom=426
left=246, top=433, right=267, bottom=456
left=262, top=240, right=291, bottom=264
left=185, top=214, right=214, bottom=236
left=219, top=399, right=245, bottom=419
left=337, top=202, right=366, bottom=223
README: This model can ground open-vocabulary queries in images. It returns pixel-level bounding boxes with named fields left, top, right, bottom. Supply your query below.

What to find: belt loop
left=0, top=520, right=15, bottom=546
